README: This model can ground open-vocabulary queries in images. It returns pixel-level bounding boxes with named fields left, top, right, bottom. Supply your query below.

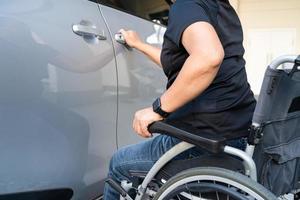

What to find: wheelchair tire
left=153, top=167, right=277, bottom=200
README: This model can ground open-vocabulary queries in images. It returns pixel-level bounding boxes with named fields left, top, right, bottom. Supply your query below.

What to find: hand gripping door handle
left=114, top=33, right=126, bottom=44
left=114, top=32, right=132, bottom=50
left=72, top=24, right=106, bottom=40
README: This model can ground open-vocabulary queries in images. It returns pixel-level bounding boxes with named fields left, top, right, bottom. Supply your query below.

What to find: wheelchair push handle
left=269, top=55, right=300, bottom=70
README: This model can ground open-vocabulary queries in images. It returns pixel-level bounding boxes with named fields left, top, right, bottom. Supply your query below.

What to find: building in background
left=230, top=0, right=300, bottom=94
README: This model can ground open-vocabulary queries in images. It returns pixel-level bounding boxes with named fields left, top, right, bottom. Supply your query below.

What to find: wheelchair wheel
left=153, top=167, right=277, bottom=200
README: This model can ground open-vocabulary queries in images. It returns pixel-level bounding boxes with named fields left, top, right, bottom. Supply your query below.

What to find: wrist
left=160, top=95, right=174, bottom=113
left=152, top=97, right=171, bottom=118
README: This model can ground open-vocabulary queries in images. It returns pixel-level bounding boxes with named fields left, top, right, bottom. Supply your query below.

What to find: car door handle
left=72, top=24, right=106, bottom=40
left=114, top=33, right=126, bottom=44
left=114, top=33, right=132, bottom=50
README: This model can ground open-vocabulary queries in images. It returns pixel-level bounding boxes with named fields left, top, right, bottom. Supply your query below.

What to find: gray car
left=0, top=0, right=169, bottom=199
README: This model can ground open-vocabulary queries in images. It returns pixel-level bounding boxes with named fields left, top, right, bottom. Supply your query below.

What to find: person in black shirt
left=104, top=0, right=256, bottom=199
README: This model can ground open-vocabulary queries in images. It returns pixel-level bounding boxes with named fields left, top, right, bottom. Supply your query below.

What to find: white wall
left=233, top=0, right=300, bottom=94
left=229, top=0, right=240, bottom=11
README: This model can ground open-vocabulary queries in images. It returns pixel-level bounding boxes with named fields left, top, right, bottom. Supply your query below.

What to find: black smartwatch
left=152, top=98, right=170, bottom=118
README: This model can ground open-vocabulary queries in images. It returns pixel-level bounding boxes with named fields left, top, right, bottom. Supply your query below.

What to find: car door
left=0, top=0, right=116, bottom=199
left=99, top=0, right=169, bottom=147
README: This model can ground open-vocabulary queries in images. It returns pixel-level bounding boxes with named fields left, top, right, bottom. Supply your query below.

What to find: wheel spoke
left=214, top=181, right=220, bottom=200
left=227, top=184, right=230, bottom=200
left=176, top=194, right=182, bottom=200
left=185, top=183, right=194, bottom=199
left=155, top=168, right=275, bottom=200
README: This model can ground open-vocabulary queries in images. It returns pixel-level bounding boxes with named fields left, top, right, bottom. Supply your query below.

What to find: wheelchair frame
left=107, top=55, right=300, bottom=200
left=128, top=142, right=257, bottom=200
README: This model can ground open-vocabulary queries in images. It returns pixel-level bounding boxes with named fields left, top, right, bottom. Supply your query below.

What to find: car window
left=100, top=0, right=170, bottom=25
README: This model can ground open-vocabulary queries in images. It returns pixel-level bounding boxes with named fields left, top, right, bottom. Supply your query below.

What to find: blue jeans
left=103, top=135, right=246, bottom=200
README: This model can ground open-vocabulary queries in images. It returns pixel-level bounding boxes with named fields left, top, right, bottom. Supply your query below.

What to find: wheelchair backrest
left=252, top=55, right=300, bottom=196
left=253, top=56, right=300, bottom=125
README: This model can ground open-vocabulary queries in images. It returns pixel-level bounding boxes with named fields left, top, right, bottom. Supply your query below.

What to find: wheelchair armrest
left=148, top=121, right=226, bottom=154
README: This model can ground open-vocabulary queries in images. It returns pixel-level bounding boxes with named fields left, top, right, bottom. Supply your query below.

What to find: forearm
left=135, top=42, right=162, bottom=67
left=160, top=54, right=220, bottom=113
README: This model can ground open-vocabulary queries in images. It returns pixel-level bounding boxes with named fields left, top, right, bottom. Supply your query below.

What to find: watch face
left=153, top=98, right=161, bottom=112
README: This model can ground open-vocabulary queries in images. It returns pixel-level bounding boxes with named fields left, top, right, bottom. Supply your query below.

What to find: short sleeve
left=165, top=0, right=212, bottom=47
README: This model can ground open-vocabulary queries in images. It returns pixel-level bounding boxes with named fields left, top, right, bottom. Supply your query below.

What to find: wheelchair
left=106, top=55, right=300, bottom=200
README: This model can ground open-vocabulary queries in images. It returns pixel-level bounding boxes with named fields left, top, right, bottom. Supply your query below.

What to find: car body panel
left=99, top=4, right=167, bottom=148
left=0, top=0, right=117, bottom=199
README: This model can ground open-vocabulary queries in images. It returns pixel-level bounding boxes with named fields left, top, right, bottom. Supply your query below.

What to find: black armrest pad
left=148, top=121, right=226, bottom=153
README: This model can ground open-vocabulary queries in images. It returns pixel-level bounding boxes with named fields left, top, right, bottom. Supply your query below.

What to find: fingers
left=132, top=107, right=161, bottom=138
left=119, top=28, right=126, bottom=36
left=118, top=29, right=141, bottom=49
left=136, top=121, right=152, bottom=138
left=141, top=121, right=152, bottom=137
left=139, top=120, right=151, bottom=137
left=119, top=29, right=133, bottom=38
left=133, top=114, right=152, bottom=138
left=133, top=117, right=142, bottom=137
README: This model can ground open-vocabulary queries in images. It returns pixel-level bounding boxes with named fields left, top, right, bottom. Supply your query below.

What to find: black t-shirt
left=161, top=0, right=255, bottom=117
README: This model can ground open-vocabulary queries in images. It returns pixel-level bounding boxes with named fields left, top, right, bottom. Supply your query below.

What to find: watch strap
left=152, top=98, right=170, bottom=118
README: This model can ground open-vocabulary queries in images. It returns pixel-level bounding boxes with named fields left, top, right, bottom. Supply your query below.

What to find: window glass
left=101, top=0, right=170, bottom=25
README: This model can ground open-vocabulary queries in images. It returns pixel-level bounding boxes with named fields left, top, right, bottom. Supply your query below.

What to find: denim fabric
left=103, top=135, right=246, bottom=199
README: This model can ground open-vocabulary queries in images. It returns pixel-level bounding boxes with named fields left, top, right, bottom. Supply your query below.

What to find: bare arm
left=120, top=29, right=162, bottom=67
left=160, top=22, right=225, bottom=112
left=134, top=42, right=162, bottom=67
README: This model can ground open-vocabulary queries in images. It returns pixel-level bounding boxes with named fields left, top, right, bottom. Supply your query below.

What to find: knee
left=108, top=149, right=127, bottom=182
left=109, top=151, right=120, bottom=174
